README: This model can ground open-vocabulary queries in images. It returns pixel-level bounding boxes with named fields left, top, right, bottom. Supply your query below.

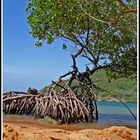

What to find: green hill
left=41, top=70, right=137, bottom=102
left=92, top=70, right=137, bottom=102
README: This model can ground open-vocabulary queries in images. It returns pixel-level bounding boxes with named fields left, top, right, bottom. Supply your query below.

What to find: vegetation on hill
left=92, top=70, right=137, bottom=102
left=41, top=70, right=137, bottom=103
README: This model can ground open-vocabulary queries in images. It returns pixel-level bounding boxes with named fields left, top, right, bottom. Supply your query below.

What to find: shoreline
left=97, top=99, right=137, bottom=103
left=3, top=115, right=137, bottom=130
left=3, top=115, right=137, bottom=140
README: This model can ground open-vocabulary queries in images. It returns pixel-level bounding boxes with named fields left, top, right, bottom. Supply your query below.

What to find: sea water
left=96, top=101, right=137, bottom=126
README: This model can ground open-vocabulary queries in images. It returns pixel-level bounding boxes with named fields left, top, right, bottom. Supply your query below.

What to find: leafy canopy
left=26, top=0, right=137, bottom=78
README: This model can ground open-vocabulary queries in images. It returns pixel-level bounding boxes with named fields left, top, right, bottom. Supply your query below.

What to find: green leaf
left=35, top=41, right=42, bottom=47
left=62, top=44, right=67, bottom=49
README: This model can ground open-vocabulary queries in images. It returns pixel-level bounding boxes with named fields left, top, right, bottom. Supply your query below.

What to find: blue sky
left=3, top=0, right=89, bottom=92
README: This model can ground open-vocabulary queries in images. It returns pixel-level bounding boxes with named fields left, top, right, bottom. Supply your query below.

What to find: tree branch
left=86, top=20, right=90, bottom=45
left=117, top=0, right=134, bottom=10
left=73, top=46, right=84, bottom=58
left=90, top=64, right=113, bottom=75
left=76, top=0, right=110, bottom=24
left=77, top=33, right=86, bottom=45
left=84, top=47, right=99, bottom=66
left=59, top=71, right=72, bottom=79
left=122, top=9, right=137, bottom=14
left=82, top=54, right=93, bottom=63
left=61, top=35, right=81, bottom=46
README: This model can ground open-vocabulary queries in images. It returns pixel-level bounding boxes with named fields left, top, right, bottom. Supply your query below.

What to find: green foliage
left=26, top=0, right=137, bottom=78
left=92, top=70, right=137, bottom=102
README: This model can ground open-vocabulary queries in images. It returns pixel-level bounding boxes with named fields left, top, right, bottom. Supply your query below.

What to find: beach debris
left=27, top=87, right=39, bottom=95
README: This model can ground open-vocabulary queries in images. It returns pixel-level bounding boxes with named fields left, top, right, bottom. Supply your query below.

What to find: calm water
left=96, top=101, right=137, bottom=126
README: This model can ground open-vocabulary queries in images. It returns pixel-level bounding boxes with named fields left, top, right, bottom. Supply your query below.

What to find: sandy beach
left=3, top=115, right=137, bottom=140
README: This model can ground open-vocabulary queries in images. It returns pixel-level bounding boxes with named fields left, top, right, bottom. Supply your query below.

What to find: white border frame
left=1, top=0, right=3, bottom=139
left=1, top=0, right=139, bottom=140
left=137, top=0, right=139, bottom=139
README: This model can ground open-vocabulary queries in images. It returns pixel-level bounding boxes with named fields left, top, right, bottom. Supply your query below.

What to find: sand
left=3, top=123, right=137, bottom=140
left=3, top=115, right=137, bottom=140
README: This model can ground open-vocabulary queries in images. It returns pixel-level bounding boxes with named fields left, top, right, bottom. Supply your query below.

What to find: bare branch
left=77, top=33, right=86, bottom=45
left=82, top=54, right=93, bottom=63
left=61, top=33, right=85, bottom=58
left=59, top=71, right=72, bottom=79
left=73, top=46, right=84, bottom=58
left=84, top=47, right=98, bottom=66
left=52, top=81, right=65, bottom=90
